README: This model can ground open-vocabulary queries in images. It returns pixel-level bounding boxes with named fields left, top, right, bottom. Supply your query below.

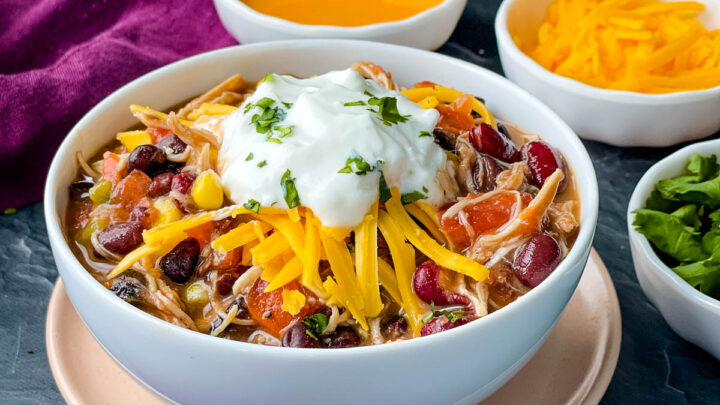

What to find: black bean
left=282, top=322, right=321, bottom=348
left=381, top=315, right=408, bottom=340
left=96, top=222, right=143, bottom=255
left=432, top=128, right=457, bottom=151
left=326, top=326, right=360, bottom=348
left=69, top=180, right=93, bottom=199
left=127, top=144, right=167, bottom=176
left=156, top=134, right=187, bottom=155
left=160, top=238, right=200, bottom=284
left=109, top=277, right=144, bottom=302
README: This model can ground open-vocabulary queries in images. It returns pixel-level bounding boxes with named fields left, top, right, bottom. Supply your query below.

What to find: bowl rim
left=495, top=0, right=720, bottom=105
left=44, top=39, right=599, bottom=357
left=216, top=0, right=466, bottom=33
left=627, top=138, right=720, bottom=311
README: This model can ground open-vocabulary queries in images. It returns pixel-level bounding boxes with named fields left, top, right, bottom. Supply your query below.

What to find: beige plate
left=46, top=249, right=621, bottom=405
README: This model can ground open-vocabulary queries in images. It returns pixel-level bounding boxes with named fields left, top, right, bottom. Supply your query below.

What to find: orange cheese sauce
left=241, top=0, right=444, bottom=27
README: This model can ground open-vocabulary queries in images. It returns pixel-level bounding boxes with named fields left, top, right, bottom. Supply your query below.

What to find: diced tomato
left=186, top=222, right=214, bottom=246
left=111, top=170, right=151, bottom=208
left=435, top=94, right=475, bottom=133
left=412, top=80, right=437, bottom=88
left=147, top=127, right=173, bottom=143
left=247, top=279, right=320, bottom=338
left=439, top=192, right=522, bottom=250
left=102, top=152, right=124, bottom=185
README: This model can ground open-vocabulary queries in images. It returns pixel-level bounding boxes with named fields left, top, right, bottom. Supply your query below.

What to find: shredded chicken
left=351, top=61, right=399, bottom=90
left=455, top=136, right=478, bottom=194
left=547, top=200, right=579, bottom=236
left=177, top=74, right=246, bottom=118
left=496, top=162, right=528, bottom=191
left=76, top=151, right=100, bottom=180
left=469, top=170, right=564, bottom=262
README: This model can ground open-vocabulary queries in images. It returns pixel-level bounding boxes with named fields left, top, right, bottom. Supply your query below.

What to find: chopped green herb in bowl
left=632, top=154, right=720, bottom=300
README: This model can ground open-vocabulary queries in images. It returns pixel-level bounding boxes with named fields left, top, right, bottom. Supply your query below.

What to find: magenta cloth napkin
left=0, top=0, right=237, bottom=211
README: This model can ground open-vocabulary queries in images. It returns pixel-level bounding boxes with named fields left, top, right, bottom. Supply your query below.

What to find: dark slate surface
left=1, top=0, right=719, bottom=403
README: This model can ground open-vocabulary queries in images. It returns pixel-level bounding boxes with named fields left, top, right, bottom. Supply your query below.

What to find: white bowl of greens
left=628, top=140, right=720, bottom=360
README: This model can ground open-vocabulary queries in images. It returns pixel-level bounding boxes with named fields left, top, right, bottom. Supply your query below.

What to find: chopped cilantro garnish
left=265, top=135, right=282, bottom=144
left=243, top=199, right=260, bottom=213
left=367, top=96, right=411, bottom=126
left=344, top=100, right=366, bottom=107
left=401, top=189, right=428, bottom=205
left=378, top=169, right=392, bottom=203
left=257, top=160, right=267, bottom=168
left=422, top=302, right=466, bottom=323
left=255, top=97, right=275, bottom=109
left=245, top=97, right=289, bottom=135
left=338, top=156, right=373, bottom=175
left=274, top=125, right=294, bottom=138
left=303, top=313, right=329, bottom=340
left=245, top=152, right=254, bottom=161
left=364, top=90, right=375, bottom=97
left=281, top=169, right=300, bottom=209
left=282, top=101, right=293, bottom=109
left=262, top=73, right=275, bottom=83
left=419, top=131, right=432, bottom=138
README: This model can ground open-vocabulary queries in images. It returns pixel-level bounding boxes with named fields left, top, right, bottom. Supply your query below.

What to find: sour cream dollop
left=218, top=69, right=454, bottom=227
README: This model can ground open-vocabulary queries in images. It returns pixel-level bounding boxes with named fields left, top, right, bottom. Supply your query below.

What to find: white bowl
left=213, top=0, right=466, bottom=50
left=628, top=139, right=720, bottom=360
left=44, top=40, right=599, bottom=404
left=495, top=0, right=720, bottom=147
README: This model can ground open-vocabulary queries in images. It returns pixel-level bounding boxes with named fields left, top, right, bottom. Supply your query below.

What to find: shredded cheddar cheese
left=281, top=289, right=306, bottom=316
left=519, top=0, right=720, bottom=93
left=402, top=85, right=497, bottom=127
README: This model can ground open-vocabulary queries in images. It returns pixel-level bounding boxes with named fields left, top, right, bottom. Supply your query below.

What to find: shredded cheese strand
left=384, top=188, right=489, bottom=281
left=354, top=202, right=383, bottom=317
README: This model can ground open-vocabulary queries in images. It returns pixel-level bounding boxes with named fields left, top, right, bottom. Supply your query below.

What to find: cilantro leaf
left=366, top=96, right=410, bottom=126
left=255, top=97, right=275, bottom=109
left=645, top=189, right=683, bottom=213
left=401, top=189, right=428, bottom=205
left=245, top=152, right=254, bottom=161
left=303, top=313, right=329, bottom=340
left=344, top=100, right=366, bottom=106
left=633, top=208, right=707, bottom=262
left=257, top=160, right=267, bottom=168
left=338, top=156, right=373, bottom=175
left=670, top=204, right=703, bottom=230
left=378, top=169, right=392, bottom=203
left=674, top=255, right=720, bottom=299
left=281, top=169, right=300, bottom=209
left=419, top=131, right=432, bottom=138
left=243, top=199, right=260, bottom=213
left=421, top=302, right=467, bottom=324
left=656, top=154, right=720, bottom=208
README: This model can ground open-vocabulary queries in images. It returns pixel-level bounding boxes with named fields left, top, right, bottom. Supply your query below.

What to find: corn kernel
left=116, top=130, right=152, bottom=152
left=88, top=180, right=111, bottom=205
left=187, top=103, right=238, bottom=120
left=154, top=197, right=183, bottom=225
left=192, top=170, right=224, bottom=210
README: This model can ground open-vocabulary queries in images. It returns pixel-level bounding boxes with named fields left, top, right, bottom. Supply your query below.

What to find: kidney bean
left=148, top=172, right=173, bottom=198
left=381, top=315, right=408, bottom=340
left=127, top=144, right=167, bottom=176
left=156, top=134, right=187, bottom=155
left=469, top=123, right=520, bottom=163
left=282, top=322, right=321, bottom=348
left=413, top=261, right=469, bottom=306
left=216, top=272, right=239, bottom=296
left=171, top=172, right=196, bottom=194
left=326, top=326, right=360, bottom=348
left=521, top=141, right=567, bottom=192
left=160, top=238, right=200, bottom=284
left=96, top=222, right=143, bottom=255
left=420, top=315, right=471, bottom=337
left=513, top=234, right=562, bottom=288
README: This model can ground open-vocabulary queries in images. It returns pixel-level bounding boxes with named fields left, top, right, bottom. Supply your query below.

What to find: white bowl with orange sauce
left=495, top=0, right=720, bottom=147
left=213, top=0, right=467, bottom=50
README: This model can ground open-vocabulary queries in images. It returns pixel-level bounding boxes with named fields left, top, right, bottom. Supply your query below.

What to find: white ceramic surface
left=44, top=40, right=599, bottom=405
left=628, top=139, right=720, bottom=360
left=46, top=249, right=621, bottom=405
left=212, top=0, right=466, bottom=50
left=495, top=0, right=720, bottom=147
